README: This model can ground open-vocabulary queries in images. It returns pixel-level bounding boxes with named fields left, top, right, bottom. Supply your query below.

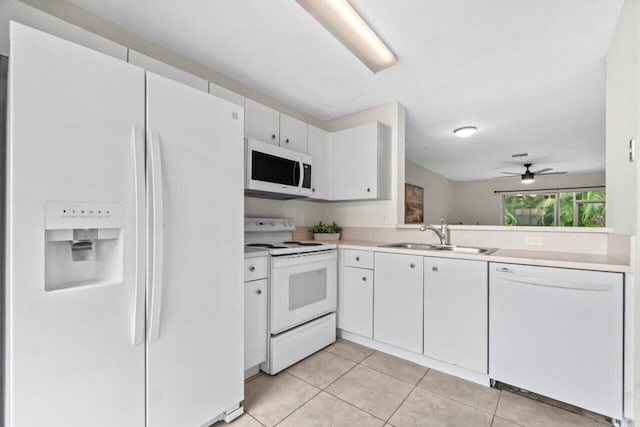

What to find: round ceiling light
left=453, top=126, right=477, bottom=138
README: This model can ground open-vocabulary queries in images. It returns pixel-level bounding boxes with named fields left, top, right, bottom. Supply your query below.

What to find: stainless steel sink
left=378, top=242, right=497, bottom=255
left=378, top=243, right=436, bottom=251
left=429, top=245, right=497, bottom=255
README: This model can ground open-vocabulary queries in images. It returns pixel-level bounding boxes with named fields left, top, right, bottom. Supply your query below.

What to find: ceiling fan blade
left=537, top=171, right=567, bottom=175
left=500, top=172, right=521, bottom=175
left=494, top=175, right=519, bottom=179
left=533, top=168, right=552, bottom=174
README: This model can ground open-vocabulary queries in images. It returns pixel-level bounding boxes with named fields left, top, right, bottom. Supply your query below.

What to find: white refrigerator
left=5, top=22, right=244, bottom=427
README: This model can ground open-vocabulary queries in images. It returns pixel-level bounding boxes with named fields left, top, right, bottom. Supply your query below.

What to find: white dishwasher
left=489, top=263, right=623, bottom=420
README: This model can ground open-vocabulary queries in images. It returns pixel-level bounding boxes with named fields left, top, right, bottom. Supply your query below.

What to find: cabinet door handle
left=366, top=188, right=371, bottom=192
left=362, top=276, right=367, bottom=282
left=249, top=266, right=256, bottom=272
left=285, top=139, right=290, bottom=143
left=355, top=256, right=360, bottom=261
left=271, top=134, right=276, bottom=139
left=256, top=289, right=262, bottom=295
left=410, top=263, right=415, bottom=269
left=432, top=266, right=438, bottom=272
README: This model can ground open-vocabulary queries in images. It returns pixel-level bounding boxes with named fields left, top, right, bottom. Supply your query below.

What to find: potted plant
left=310, top=221, right=341, bottom=241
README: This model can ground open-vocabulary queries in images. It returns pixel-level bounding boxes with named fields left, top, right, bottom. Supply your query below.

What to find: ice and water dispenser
left=45, top=201, right=123, bottom=291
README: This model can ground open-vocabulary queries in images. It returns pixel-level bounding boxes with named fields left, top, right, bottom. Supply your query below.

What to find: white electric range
left=245, top=218, right=337, bottom=374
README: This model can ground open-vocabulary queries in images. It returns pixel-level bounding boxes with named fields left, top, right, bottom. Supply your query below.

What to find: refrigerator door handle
left=132, top=125, right=146, bottom=345
left=148, top=129, right=165, bottom=342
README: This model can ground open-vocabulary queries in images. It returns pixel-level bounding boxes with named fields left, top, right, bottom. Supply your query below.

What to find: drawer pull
left=355, top=257, right=360, bottom=261
left=249, top=266, right=256, bottom=272
left=410, top=263, right=415, bottom=269
left=256, top=289, right=262, bottom=295
left=432, top=266, right=438, bottom=272
left=496, top=267, right=514, bottom=274
left=362, top=276, right=367, bottom=282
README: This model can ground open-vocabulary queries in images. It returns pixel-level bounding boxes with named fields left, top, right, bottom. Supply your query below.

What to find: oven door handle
left=271, top=250, right=337, bottom=267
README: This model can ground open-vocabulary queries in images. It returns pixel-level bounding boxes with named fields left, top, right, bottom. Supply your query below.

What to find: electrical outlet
left=525, top=236, right=543, bottom=247
left=382, top=215, right=391, bottom=225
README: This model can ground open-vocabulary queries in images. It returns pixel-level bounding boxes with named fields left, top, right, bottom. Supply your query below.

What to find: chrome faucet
left=419, top=219, right=449, bottom=245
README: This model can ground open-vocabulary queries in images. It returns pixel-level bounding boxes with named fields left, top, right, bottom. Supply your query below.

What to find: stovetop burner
left=298, top=242, right=323, bottom=246
left=283, top=241, right=300, bottom=244
left=246, top=243, right=274, bottom=248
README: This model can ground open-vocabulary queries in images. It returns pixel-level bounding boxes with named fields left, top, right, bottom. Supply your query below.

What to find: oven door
left=270, top=250, right=337, bottom=334
left=246, top=138, right=312, bottom=197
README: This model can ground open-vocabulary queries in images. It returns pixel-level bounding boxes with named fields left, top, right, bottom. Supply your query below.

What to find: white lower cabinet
left=423, top=257, right=488, bottom=373
left=244, top=264, right=268, bottom=370
left=374, top=252, right=424, bottom=353
left=244, top=256, right=269, bottom=370
left=340, top=267, right=374, bottom=338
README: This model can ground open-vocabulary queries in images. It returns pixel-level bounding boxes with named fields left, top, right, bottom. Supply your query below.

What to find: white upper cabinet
left=307, top=125, right=331, bottom=200
left=129, top=50, right=208, bottom=92
left=331, top=122, right=391, bottom=201
left=244, top=98, right=280, bottom=145
left=423, top=258, right=488, bottom=373
left=280, top=113, right=308, bottom=153
left=374, top=252, right=424, bottom=353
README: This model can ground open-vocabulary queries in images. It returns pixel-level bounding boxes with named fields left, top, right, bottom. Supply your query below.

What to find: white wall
left=607, top=0, right=640, bottom=420
left=320, top=102, right=406, bottom=227
left=404, top=160, right=453, bottom=224
left=451, top=171, right=606, bottom=225
left=606, top=0, right=639, bottom=235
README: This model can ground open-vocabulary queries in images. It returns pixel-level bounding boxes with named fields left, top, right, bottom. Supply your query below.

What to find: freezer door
left=6, top=23, right=145, bottom=426
left=145, top=72, right=244, bottom=427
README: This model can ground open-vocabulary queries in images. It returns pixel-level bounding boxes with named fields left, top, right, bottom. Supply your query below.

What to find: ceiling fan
left=495, top=163, right=567, bottom=184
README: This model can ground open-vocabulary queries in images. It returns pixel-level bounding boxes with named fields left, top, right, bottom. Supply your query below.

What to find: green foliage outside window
left=504, top=190, right=605, bottom=227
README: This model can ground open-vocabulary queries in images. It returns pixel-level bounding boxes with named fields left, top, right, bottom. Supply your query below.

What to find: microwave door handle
left=297, top=158, right=304, bottom=192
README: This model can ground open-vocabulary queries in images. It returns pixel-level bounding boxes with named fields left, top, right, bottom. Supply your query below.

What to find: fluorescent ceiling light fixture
left=453, top=126, right=477, bottom=138
left=296, top=0, right=397, bottom=73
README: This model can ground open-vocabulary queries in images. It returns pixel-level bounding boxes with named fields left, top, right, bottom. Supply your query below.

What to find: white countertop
left=337, top=240, right=632, bottom=273
left=244, top=247, right=270, bottom=258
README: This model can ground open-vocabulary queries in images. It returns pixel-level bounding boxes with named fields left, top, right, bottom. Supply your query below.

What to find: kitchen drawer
left=244, top=256, right=268, bottom=281
left=343, top=249, right=373, bottom=269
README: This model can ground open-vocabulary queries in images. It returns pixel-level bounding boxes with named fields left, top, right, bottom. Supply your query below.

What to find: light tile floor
left=229, top=338, right=609, bottom=427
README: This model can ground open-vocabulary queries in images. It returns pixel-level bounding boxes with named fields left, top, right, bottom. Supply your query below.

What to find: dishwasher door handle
left=502, top=276, right=614, bottom=292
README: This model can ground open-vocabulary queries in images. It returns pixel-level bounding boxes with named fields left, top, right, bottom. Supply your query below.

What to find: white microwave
left=245, top=138, right=312, bottom=199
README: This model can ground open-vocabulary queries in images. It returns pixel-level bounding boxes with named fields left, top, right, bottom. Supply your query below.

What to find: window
left=502, top=188, right=605, bottom=227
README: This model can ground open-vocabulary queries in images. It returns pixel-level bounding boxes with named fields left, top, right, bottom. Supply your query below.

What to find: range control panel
left=244, top=217, right=295, bottom=232
left=45, top=201, right=123, bottom=229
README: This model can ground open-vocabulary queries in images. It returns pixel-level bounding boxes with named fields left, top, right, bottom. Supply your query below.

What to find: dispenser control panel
left=45, top=201, right=123, bottom=230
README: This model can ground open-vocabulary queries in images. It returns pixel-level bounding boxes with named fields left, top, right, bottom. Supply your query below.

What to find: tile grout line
left=272, top=386, right=324, bottom=427
left=384, top=368, right=430, bottom=424
left=415, top=381, right=501, bottom=417
left=245, top=411, right=266, bottom=427
left=276, top=347, right=381, bottom=425
left=359, top=350, right=433, bottom=388
left=316, top=347, right=394, bottom=423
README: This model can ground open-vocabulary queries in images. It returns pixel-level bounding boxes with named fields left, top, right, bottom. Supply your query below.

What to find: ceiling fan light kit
left=495, top=163, right=567, bottom=183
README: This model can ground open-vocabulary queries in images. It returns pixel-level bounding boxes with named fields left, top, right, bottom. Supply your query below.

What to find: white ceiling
left=66, top=0, right=623, bottom=181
